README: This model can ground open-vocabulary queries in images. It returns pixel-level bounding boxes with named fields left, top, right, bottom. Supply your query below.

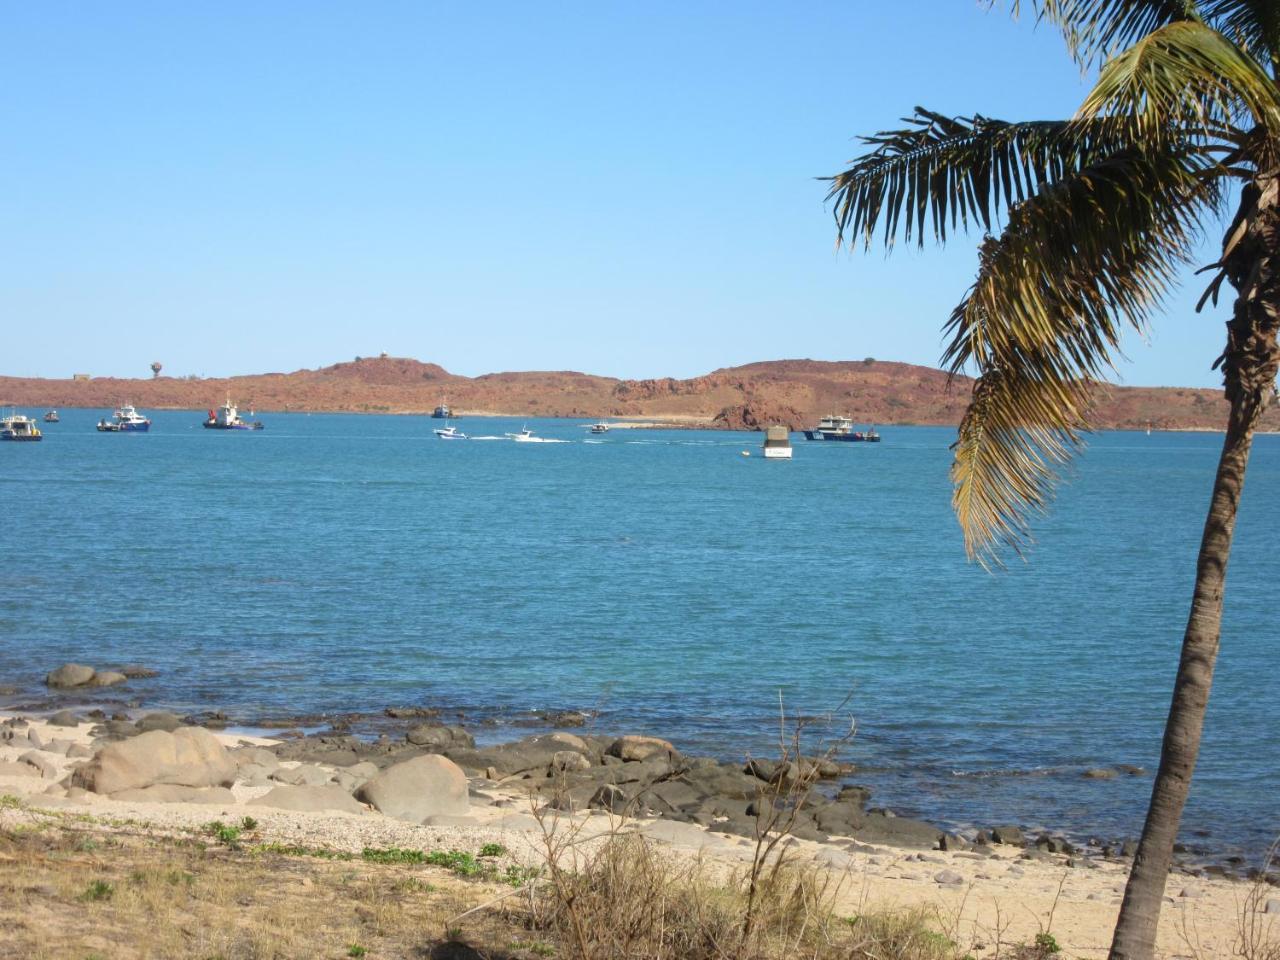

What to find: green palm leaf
left=1079, top=20, right=1280, bottom=134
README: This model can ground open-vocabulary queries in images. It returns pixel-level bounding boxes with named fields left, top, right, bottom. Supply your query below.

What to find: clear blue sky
left=2, top=2, right=1232, bottom=386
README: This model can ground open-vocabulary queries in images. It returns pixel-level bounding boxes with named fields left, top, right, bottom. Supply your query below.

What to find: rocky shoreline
left=2, top=661, right=1271, bottom=885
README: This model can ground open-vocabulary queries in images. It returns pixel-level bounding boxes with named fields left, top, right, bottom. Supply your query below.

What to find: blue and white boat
left=96, top=404, right=151, bottom=432
left=1, top=412, right=42, bottom=442
left=434, top=423, right=467, bottom=440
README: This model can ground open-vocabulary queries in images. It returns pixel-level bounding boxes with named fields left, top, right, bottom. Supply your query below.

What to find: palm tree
left=823, top=5, right=1279, bottom=959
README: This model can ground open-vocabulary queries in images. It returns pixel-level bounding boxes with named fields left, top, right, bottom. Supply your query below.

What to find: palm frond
left=1198, top=1, right=1280, bottom=68
left=951, top=364, right=1091, bottom=565
left=944, top=145, right=1219, bottom=563
left=1078, top=20, right=1280, bottom=135
left=823, top=110, right=1151, bottom=249
left=1018, top=0, right=1200, bottom=69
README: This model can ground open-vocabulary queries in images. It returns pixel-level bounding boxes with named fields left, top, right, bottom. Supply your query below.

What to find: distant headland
left=1, top=356, right=1270, bottom=432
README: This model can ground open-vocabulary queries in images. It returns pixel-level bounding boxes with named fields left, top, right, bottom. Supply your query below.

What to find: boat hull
left=0, top=434, right=41, bottom=442
left=203, top=421, right=263, bottom=430
left=98, top=422, right=150, bottom=432
left=763, top=447, right=792, bottom=459
left=802, top=431, right=878, bottom=442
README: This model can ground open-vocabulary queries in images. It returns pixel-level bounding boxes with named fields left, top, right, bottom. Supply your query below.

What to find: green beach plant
left=823, top=4, right=1279, bottom=959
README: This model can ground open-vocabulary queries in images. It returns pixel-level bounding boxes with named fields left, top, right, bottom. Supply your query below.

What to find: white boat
left=0, top=411, right=42, bottom=442
left=434, top=424, right=468, bottom=440
left=762, top=425, right=792, bottom=460
left=203, top=398, right=263, bottom=430
left=96, top=404, right=151, bottom=432
left=589, top=422, right=610, bottom=434
left=506, top=426, right=536, bottom=442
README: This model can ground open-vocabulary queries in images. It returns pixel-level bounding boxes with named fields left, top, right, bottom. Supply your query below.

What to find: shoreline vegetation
left=5, top=355, right=1276, bottom=433
left=3, top=667, right=1277, bottom=958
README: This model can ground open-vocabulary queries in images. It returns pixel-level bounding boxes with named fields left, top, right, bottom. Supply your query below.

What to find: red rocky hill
left=1, top=356, right=1271, bottom=432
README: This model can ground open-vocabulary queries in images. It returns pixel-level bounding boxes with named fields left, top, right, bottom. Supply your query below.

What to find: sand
left=1, top=711, right=1270, bottom=959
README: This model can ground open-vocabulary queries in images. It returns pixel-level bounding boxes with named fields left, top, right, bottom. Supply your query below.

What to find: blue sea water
left=2, top=410, right=1277, bottom=857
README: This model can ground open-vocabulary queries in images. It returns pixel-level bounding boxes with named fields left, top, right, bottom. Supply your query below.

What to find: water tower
left=150, top=361, right=162, bottom=379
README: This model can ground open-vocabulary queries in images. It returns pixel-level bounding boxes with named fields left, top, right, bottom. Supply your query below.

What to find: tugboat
left=762, top=424, right=793, bottom=459
left=43, top=410, right=59, bottom=423
left=431, top=401, right=451, bottom=419
left=96, top=404, right=152, bottom=432
left=203, top=398, right=264, bottom=430
left=802, top=415, right=881, bottom=442
left=0, top=412, right=43, bottom=441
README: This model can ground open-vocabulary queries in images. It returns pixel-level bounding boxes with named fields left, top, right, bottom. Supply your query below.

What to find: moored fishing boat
left=1, top=412, right=43, bottom=441
left=802, top=414, right=880, bottom=442
left=96, top=404, right=151, bottom=432
left=203, top=398, right=264, bottom=430
left=43, top=410, right=59, bottom=423
left=431, top=401, right=451, bottom=419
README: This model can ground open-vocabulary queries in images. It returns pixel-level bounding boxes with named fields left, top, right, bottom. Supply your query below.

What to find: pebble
left=935, top=870, right=964, bottom=886
left=1264, top=899, right=1280, bottom=915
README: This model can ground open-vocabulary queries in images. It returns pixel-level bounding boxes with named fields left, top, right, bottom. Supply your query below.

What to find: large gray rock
left=71, top=727, right=237, bottom=795
left=356, top=755, right=468, bottom=823
left=46, top=664, right=96, bottom=688
left=251, top=784, right=365, bottom=814
left=48, top=710, right=80, bottom=727
left=111, top=785, right=236, bottom=804
left=135, top=712, right=183, bottom=733
left=18, top=751, right=58, bottom=779
left=88, top=671, right=128, bottom=688
left=230, top=746, right=279, bottom=773
left=607, top=735, right=677, bottom=762
left=271, top=764, right=331, bottom=786
left=405, top=724, right=474, bottom=750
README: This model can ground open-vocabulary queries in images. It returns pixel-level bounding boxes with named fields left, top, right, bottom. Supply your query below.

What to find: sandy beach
left=3, top=706, right=1272, bottom=960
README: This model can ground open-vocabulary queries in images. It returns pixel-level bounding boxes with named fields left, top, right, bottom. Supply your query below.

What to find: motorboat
left=506, top=426, right=536, bottom=442
left=802, top=415, right=880, bottom=442
left=434, top=424, right=468, bottom=440
left=762, top=424, right=792, bottom=459
left=96, top=404, right=151, bottom=432
left=0, top=412, right=42, bottom=442
left=43, top=410, right=59, bottom=423
left=589, top=422, right=610, bottom=434
left=203, top=398, right=264, bottom=430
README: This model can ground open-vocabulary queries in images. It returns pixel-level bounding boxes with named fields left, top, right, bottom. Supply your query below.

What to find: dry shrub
left=531, top=830, right=962, bottom=960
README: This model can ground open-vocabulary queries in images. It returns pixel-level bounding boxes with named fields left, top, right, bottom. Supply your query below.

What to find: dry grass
left=525, top=828, right=963, bottom=960
left=0, top=808, right=542, bottom=960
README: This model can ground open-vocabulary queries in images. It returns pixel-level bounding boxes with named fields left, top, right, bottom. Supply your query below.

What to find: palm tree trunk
left=1109, top=171, right=1280, bottom=960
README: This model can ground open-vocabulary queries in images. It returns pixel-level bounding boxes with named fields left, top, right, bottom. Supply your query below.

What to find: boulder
left=111, top=785, right=236, bottom=804
left=270, top=764, right=332, bottom=787
left=935, top=870, right=965, bottom=886
left=19, top=752, right=58, bottom=779
left=406, top=724, right=474, bottom=750
left=88, top=671, right=128, bottom=688
left=1264, top=899, right=1280, bottom=915
left=607, top=735, right=678, bottom=762
left=48, top=710, right=80, bottom=728
left=939, top=833, right=970, bottom=852
left=991, top=826, right=1026, bottom=846
left=1083, top=768, right=1118, bottom=780
left=250, top=784, right=365, bottom=814
left=117, top=665, right=160, bottom=679
left=588, top=783, right=628, bottom=813
left=230, top=747, right=279, bottom=773
left=550, top=751, right=591, bottom=773
left=45, top=664, right=96, bottom=688
left=67, top=743, right=94, bottom=760
left=71, top=727, right=237, bottom=795
left=356, top=755, right=468, bottom=823
left=135, top=712, right=183, bottom=733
